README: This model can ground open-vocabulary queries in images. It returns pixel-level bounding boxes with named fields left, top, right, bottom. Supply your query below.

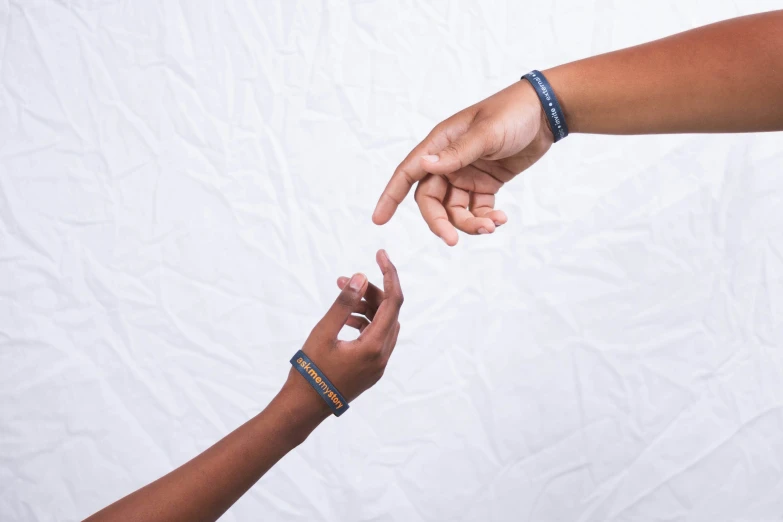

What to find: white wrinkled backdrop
left=2, top=1, right=783, bottom=521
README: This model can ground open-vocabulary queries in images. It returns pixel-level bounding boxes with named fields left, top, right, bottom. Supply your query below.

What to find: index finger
left=364, top=280, right=385, bottom=310
left=360, top=250, right=403, bottom=341
left=372, top=113, right=471, bottom=225
left=371, top=138, right=437, bottom=225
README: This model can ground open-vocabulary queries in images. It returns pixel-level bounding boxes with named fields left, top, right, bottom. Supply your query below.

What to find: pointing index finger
left=372, top=114, right=470, bottom=225
left=373, top=154, right=428, bottom=225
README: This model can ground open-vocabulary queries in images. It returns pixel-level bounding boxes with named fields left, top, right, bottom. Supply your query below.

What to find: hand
left=85, top=250, right=403, bottom=522
left=283, top=249, right=404, bottom=410
left=372, top=80, right=555, bottom=246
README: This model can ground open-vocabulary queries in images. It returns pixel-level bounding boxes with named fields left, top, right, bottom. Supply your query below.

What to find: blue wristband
left=521, top=70, right=569, bottom=142
left=290, top=350, right=349, bottom=417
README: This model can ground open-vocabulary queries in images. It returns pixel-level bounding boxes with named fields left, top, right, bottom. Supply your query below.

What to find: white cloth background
left=2, top=1, right=783, bottom=521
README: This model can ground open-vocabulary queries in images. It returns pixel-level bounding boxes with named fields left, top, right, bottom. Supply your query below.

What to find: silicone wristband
left=521, top=70, right=569, bottom=142
left=290, top=350, right=349, bottom=417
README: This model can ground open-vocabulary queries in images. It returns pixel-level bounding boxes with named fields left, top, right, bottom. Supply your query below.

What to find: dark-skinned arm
left=84, top=250, right=404, bottom=522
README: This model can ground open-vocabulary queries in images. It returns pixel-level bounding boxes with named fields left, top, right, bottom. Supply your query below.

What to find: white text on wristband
left=521, top=70, right=569, bottom=142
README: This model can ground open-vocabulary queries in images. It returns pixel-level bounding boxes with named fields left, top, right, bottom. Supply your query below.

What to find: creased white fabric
left=2, top=1, right=783, bottom=521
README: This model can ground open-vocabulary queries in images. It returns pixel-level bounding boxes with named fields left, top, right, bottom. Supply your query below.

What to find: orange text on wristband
left=290, top=350, right=349, bottom=417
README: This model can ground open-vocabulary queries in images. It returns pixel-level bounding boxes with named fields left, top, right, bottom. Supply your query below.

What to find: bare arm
left=548, top=10, right=783, bottom=134
left=373, top=11, right=783, bottom=245
left=84, top=380, right=330, bottom=522
left=85, top=250, right=404, bottom=522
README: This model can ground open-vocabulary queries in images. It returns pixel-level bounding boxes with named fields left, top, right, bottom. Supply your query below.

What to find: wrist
left=536, top=96, right=555, bottom=144
left=261, top=370, right=332, bottom=450
left=542, top=63, right=582, bottom=134
left=517, top=78, right=556, bottom=145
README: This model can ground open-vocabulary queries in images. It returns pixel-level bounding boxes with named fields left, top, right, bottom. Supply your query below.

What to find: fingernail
left=422, top=154, right=439, bottom=163
left=478, top=228, right=489, bottom=235
left=349, top=273, right=366, bottom=291
left=493, top=221, right=503, bottom=227
left=380, top=249, right=389, bottom=262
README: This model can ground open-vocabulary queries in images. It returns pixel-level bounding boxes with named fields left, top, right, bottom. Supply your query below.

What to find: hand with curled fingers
left=284, top=249, right=404, bottom=410
left=372, top=80, right=554, bottom=246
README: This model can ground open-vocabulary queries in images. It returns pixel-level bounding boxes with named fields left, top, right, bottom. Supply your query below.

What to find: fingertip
left=347, top=273, right=369, bottom=295
left=430, top=219, right=459, bottom=247
left=372, top=199, right=394, bottom=225
left=371, top=209, right=385, bottom=225
left=337, top=276, right=349, bottom=289
left=376, top=249, right=395, bottom=272
left=489, top=210, right=508, bottom=226
left=443, top=225, right=459, bottom=246
left=442, top=233, right=458, bottom=247
left=478, top=218, right=496, bottom=234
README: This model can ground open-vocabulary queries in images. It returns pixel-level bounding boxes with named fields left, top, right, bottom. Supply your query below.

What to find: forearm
left=545, top=10, right=783, bottom=134
left=85, top=372, right=330, bottom=522
left=84, top=257, right=404, bottom=521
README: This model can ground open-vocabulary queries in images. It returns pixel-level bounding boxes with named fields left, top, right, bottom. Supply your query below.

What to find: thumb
left=420, top=125, right=491, bottom=175
left=315, top=273, right=368, bottom=339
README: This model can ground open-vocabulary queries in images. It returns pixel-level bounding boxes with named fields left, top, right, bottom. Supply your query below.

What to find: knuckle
left=414, top=183, right=425, bottom=203
left=395, top=166, right=414, bottom=184
left=442, top=143, right=463, bottom=166
left=443, top=140, right=460, bottom=153
left=427, top=216, right=447, bottom=235
left=336, top=290, right=356, bottom=308
left=432, top=120, right=451, bottom=137
left=365, top=343, right=384, bottom=360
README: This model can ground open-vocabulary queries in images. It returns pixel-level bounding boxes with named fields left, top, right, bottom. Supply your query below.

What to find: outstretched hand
left=290, top=249, right=404, bottom=405
left=372, top=80, right=554, bottom=246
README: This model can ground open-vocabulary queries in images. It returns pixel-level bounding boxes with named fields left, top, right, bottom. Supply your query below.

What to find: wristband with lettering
left=521, top=70, right=569, bottom=142
left=290, top=350, right=349, bottom=417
